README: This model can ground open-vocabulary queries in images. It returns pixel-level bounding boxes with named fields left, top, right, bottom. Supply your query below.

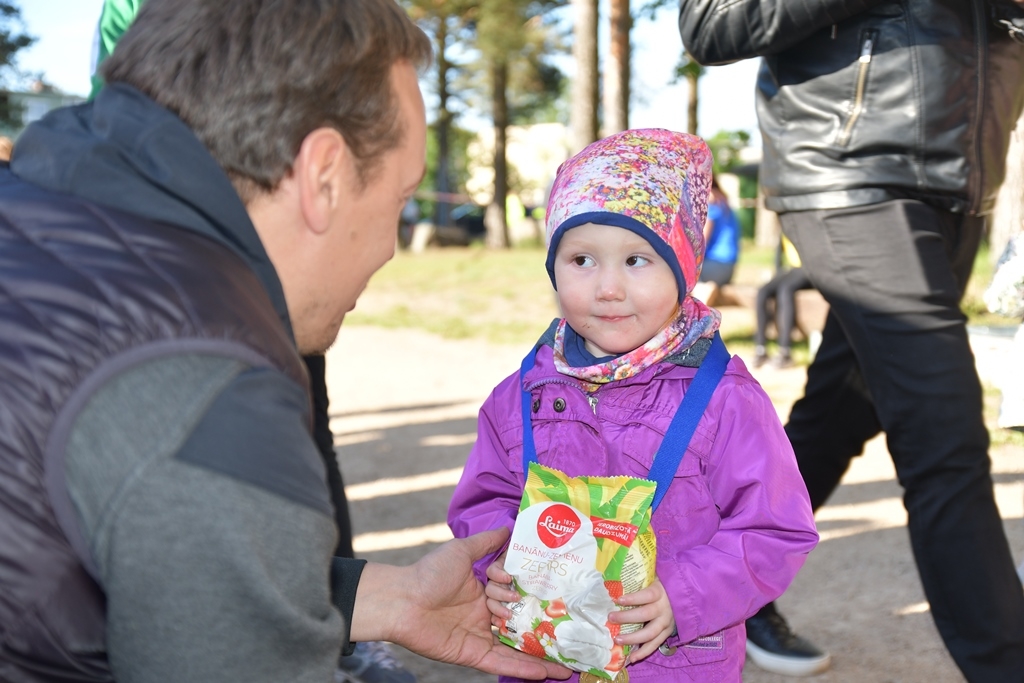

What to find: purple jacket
left=448, top=342, right=818, bottom=682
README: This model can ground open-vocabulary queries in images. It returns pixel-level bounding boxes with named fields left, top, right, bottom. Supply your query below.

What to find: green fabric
left=89, top=0, right=146, bottom=100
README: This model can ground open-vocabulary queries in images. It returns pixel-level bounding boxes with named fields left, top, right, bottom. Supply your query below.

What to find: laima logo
left=536, top=504, right=581, bottom=548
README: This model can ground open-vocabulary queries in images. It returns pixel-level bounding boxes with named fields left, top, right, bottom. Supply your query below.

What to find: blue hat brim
left=545, top=211, right=686, bottom=302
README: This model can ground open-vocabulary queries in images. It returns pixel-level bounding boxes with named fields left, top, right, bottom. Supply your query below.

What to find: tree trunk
left=433, top=17, right=453, bottom=230
left=486, top=59, right=510, bottom=249
left=570, top=0, right=599, bottom=154
left=685, top=56, right=699, bottom=136
left=603, top=0, right=630, bottom=135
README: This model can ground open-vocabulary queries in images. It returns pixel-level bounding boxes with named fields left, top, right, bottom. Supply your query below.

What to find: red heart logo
left=536, top=504, right=581, bottom=548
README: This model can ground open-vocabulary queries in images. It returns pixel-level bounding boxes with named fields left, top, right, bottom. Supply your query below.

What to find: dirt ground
left=324, top=312, right=1024, bottom=683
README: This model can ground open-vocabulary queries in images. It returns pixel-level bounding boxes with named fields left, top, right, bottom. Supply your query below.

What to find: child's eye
left=573, top=255, right=595, bottom=267
left=626, top=255, right=651, bottom=267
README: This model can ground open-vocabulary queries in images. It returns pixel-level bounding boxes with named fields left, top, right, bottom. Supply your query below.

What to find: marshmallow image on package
left=500, top=463, right=657, bottom=680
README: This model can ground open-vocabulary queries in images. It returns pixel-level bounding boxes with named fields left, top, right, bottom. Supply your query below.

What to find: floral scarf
left=551, top=296, right=721, bottom=390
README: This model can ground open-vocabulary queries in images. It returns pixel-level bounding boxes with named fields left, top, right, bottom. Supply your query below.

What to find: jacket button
left=532, top=399, right=540, bottom=413
left=553, top=398, right=566, bottom=412
left=658, top=644, right=678, bottom=656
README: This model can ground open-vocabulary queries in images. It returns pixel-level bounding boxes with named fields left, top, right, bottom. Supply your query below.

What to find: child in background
left=447, top=129, right=818, bottom=682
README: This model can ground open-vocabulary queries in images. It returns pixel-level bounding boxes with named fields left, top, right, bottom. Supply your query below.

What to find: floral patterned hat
left=545, top=128, right=713, bottom=302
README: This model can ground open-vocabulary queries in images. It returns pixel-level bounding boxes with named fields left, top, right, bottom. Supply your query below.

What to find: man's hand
left=352, top=528, right=570, bottom=680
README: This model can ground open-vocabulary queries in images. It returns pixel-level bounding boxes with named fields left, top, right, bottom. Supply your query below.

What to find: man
left=0, top=1, right=571, bottom=681
left=678, top=1, right=1024, bottom=681
left=89, top=2, right=405, bottom=679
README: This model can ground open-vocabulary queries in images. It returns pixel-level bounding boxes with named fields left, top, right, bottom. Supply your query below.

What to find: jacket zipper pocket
left=837, top=30, right=877, bottom=147
left=587, top=394, right=598, bottom=414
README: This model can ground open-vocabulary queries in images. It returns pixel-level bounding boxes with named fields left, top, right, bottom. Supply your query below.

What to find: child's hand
left=608, top=577, right=676, bottom=665
left=484, top=551, right=517, bottom=629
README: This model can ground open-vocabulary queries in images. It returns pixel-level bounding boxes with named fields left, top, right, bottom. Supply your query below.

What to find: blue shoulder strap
left=519, top=332, right=731, bottom=512
left=646, top=333, right=730, bottom=510
left=519, top=347, right=542, bottom=473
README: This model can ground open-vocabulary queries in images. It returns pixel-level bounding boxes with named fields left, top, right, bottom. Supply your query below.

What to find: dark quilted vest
left=0, top=168, right=308, bottom=682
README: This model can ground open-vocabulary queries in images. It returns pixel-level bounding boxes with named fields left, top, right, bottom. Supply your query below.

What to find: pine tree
left=0, top=2, right=36, bottom=130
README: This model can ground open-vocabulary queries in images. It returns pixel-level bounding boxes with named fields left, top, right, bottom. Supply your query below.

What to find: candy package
left=499, top=462, right=657, bottom=680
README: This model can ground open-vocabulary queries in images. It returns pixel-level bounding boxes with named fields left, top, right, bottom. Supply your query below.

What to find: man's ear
left=293, top=127, right=350, bottom=235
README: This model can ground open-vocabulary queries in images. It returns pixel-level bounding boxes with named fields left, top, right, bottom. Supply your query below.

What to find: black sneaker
left=335, top=642, right=416, bottom=683
left=745, top=603, right=831, bottom=676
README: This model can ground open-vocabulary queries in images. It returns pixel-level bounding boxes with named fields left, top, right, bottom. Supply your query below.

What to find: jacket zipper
left=524, top=376, right=600, bottom=414
left=525, top=377, right=583, bottom=393
left=837, top=32, right=876, bottom=147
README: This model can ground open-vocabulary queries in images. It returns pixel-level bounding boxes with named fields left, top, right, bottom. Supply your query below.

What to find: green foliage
left=705, top=129, right=752, bottom=175
left=0, top=1, right=35, bottom=130
left=402, top=0, right=477, bottom=114
left=456, top=0, right=568, bottom=125
left=635, top=0, right=674, bottom=20
left=344, top=247, right=558, bottom=345
left=0, top=90, right=23, bottom=130
left=706, top=130, right=756, bottom=237
left=0, top=2, right=33, bottom=73
left=418, top=123, right=475, bottom=216
left=736, top=174, right=757, bottom=239
left=507, top=41, right=566, bottom=125
left=983, top=383, right=1024, bottom=449
left=672, top=51, right=704, bottom=83
left=401, top=0, right=566, bottom=234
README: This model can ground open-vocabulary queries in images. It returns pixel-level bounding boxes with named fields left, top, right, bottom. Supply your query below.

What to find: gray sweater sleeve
left=64, top=353, right=362, bottom=683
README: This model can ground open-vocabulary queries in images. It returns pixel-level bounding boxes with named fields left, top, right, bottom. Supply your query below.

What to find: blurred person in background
left=753, top=236, right=813, bottom=369
left=89, top=0, right=143, bottom=99
left=692, top=175, right=740, bottom=307
left=679, top=0, right=1024, bottom=680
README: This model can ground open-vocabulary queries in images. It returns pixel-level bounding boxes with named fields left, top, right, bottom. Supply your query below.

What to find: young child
left=447, top=129, right=818, bottom=682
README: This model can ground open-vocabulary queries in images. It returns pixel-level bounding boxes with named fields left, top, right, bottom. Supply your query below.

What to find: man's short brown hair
left=103, top=0, right=431, bottom=201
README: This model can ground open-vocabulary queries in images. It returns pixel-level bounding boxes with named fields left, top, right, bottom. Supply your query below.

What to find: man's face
left=299, top=61, right=426, bottom=353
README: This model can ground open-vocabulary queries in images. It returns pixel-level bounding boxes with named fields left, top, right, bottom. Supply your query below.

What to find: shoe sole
left=746, top=639, right=831, bottom=677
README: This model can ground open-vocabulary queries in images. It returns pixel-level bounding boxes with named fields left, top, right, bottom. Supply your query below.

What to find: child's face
left=553, top=223, right=679, bottom=357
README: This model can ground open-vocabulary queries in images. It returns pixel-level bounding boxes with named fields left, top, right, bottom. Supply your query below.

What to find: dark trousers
left=303, top=354, right=355, bottom=559
left=781, top=200, right=1024, bottom=682
left=754, top=267, right=813, bottom=351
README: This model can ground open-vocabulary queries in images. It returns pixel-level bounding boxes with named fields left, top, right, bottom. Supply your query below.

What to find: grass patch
left=347, top=238, right=1015, bottom=342
left=983, top=383, right=1024, bottom=448
left=346, top=245, right=558, bottom=345
left=348, top=240, right=1019, bottom=445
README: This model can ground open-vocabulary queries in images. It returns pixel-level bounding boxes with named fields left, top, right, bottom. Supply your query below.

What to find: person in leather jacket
left=678, top=1, right=1024, bottom=681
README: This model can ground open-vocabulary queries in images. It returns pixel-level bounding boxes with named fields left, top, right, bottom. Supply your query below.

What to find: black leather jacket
left=678, top=0, right=1024, bottom=215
